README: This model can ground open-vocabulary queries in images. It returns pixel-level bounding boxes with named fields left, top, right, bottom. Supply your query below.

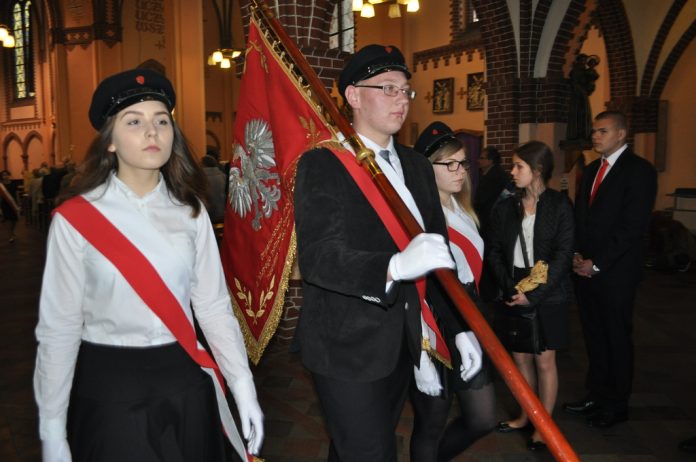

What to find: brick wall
left=472, top=0, right=519, bottom=157
left=240, top=0, right=348, bottom=91
left=271, top=280, right=303, bottom=347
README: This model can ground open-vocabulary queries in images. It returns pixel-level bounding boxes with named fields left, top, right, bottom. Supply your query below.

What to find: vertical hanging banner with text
left=221, top=16, right=336, bottom=364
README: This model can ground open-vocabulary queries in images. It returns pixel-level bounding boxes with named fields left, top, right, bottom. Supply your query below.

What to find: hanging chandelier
left=352, top=0, right=420, bottom=19
left=0, top=24, right=16, bottom=48
left=207, top=48, right=244, bottom=69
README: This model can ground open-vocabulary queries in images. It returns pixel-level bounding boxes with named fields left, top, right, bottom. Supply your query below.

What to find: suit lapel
left=592, top=149, right=632, bottom=206
left=582, top=159, right=601, bottom=205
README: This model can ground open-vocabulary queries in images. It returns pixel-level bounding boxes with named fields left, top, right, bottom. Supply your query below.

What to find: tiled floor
left=2, top=219, right=696, bottom=461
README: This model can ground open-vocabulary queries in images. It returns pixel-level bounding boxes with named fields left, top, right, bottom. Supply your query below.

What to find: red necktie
left=589, top=158, right=608, bottom=204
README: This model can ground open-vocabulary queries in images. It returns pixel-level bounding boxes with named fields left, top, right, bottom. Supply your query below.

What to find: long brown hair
left=429, top=138, right=479, bottom=227
left=59, top=114, right=208, bottom=216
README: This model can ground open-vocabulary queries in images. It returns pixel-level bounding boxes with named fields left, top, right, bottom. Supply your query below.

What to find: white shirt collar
left=109, top=171, right=167, bottom=202
left=603, top=143, right=628, bottom=166
left=357, top=133, right=396, bottom=157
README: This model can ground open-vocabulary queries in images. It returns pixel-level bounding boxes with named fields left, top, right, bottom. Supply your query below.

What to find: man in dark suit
left=474, top=146, right=508, bottom=235
left=293, top=44, right=481, bottom=462
left=564, top=110, right=657, bottom=428
left=473, top=146, right=509, bottom=302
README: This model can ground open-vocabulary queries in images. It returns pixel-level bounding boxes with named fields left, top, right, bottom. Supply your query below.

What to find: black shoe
left=563, top=398, right=600, bottom=415
left=527, top=438, right=547, bottom=451
left=587, top=410, right=628, bottom=428
left=496, top=421, right=531, bottom=433
left=678, top=435, right=696, bottom=453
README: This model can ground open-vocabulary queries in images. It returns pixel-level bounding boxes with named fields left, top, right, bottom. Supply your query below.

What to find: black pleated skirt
left=67, top=341, right=227, bottom=462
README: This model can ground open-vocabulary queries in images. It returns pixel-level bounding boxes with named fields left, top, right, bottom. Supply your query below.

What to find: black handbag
left=496, top=305, right=543, bottom=354
left=494, top=224, right=544, bottom=354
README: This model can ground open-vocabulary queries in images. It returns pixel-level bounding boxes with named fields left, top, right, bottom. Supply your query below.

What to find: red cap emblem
left=432, top=129, right=439, bottom=135
left=385, top=46, right=393, bottom=53
left=135, top=75, right=145, bottom=85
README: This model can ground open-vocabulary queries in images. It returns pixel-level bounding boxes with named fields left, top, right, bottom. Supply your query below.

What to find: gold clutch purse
left=514, top=260, right=549, bottom=293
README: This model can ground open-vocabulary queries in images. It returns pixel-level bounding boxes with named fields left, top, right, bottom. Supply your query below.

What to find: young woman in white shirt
left=409, top=122, right=495, bottom=461
left=34, top=69, right=263, bottom=462
left=487, top=141, right=574, bottom=451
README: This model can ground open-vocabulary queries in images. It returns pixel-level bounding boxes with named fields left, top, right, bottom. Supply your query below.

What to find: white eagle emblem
left=228, top=119, right=281, bottom=230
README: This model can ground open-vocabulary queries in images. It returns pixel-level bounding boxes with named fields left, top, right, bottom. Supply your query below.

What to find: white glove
left=413, top=350, right=443, bottom=396
left=41, top=438, right=72, bottom=462
left=456, top=331, right=483, bottom=382
left=389, top=233, right=455, bottom=281
left=230, top=378, right=265, bottom=455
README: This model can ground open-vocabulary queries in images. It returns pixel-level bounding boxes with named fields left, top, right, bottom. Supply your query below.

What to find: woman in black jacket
left=487, top=141, right=574, bottom=450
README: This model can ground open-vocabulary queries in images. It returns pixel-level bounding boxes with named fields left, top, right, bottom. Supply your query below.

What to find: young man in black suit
left=293, top=44, right=482, bottom=462
left=565, top=110, right=657, bottom=428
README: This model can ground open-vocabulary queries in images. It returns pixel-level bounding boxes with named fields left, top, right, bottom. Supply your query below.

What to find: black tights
left=410, top=382, right=496, bottom=462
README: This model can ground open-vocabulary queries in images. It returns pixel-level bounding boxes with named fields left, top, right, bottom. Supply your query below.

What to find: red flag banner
left=221, top=16, right=336, bottom=364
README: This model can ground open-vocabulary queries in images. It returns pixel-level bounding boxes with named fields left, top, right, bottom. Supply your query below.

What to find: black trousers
left=576, top=277, right=637, bottom=412
left=67, top=342, right=227, bottom=462
left=312, top=342, right=411, bottom=462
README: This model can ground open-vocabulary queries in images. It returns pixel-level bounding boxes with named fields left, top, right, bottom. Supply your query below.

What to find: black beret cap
left=88, top=68, right=176, bottom=130
left=414, top=121, right=458, bottom=157
left=338, top=44, right=411, bottom=98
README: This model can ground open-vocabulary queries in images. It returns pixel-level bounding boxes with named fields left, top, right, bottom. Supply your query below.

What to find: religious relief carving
left=67, top=0, right=86, bottom=22
left=136, top=0, right=166, bottom=36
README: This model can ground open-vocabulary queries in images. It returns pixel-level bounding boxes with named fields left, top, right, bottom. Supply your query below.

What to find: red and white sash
left=443, top=203, right=483, bottom=289
left=55, top=196, right=257, bottom=462
left=329, top=148, right=452, bottom=368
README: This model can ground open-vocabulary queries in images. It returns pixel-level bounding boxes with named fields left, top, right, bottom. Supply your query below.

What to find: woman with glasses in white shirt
left=409, top=122, right=495, bottom=462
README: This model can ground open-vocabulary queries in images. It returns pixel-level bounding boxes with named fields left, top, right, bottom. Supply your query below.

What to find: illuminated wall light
left=352, top=0, right=364, bottom=11
left=368, top=0, right=384, bottom=3
left=220, top=58, right=231, bottom=69
left=388, top=3, right=401, bottom=18
left=0, top=25, right=8, bottom=41
left=231, top=50, right=242, bottom=59
left=406, top=0, right=419, bottom=13
left=3, top=35, right=15, bottom=48
left=212, top=50, right=223, bottom=63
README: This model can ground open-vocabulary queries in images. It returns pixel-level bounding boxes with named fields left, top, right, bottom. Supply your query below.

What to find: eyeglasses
left=432, top=160, right=470, bottom=172
left=353, top=84, right=416, bottom=100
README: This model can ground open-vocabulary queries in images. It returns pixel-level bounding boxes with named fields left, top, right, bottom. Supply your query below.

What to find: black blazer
left=474, top=164, right=509, bottom=233
left=486, top=188, right=575, bottom=305
left=574, top=148, right=657, bottom=286
left=294, top=144, right=456, bottom=381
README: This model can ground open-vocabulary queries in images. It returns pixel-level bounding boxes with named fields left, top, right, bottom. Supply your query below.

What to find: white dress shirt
left=34, top=174, right=252, bottom=441
left=358, top=134, right=405, bottom=182
left=590, top=143, right=627, bottom=193
left=514, top=213, right=536, bottom=267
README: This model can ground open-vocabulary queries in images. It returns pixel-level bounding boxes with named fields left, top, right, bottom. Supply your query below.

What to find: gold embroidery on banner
left=230, top=231, right=296, bottom=364
left=421, top=338, right=453, bottom=370
left=234, top=276, right=276, bottom=325
left=244, top=40, right=268, bottom=75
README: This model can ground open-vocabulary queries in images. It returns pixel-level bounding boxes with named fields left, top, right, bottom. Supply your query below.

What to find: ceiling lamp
left=207, top=48, right=243, bottom=70
left=388, top=3, right=401, bottom=18
left=0, top=24, right=15, bottom=48
left=360, top=0, right=420, bottom=19
left=360, top=3, right=375, bottom=17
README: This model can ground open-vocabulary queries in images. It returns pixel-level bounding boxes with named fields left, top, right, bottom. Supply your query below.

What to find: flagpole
left=249, top=2, right=579, bottom=460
